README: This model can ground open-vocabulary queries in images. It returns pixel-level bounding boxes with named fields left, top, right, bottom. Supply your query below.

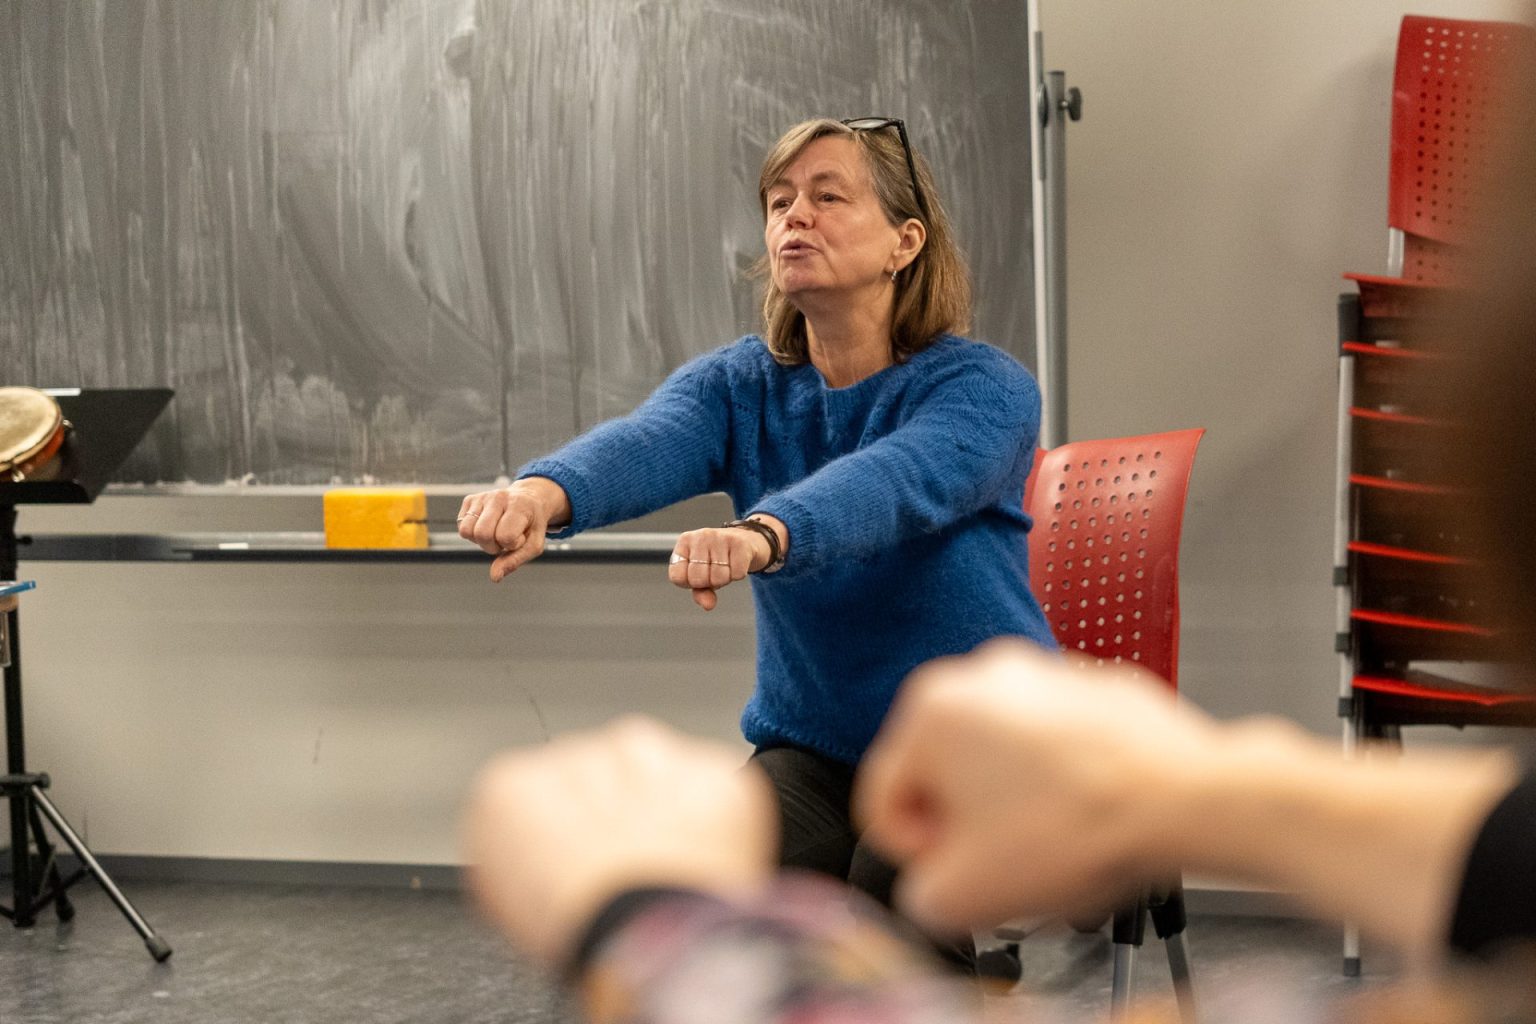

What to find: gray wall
left=11, top=0, right=1530, bottom=868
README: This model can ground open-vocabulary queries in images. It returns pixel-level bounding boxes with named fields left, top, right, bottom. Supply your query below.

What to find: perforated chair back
left=1387, top=15, right=1532, bottom=283
left=1024, top=429, right=1204, bottom=691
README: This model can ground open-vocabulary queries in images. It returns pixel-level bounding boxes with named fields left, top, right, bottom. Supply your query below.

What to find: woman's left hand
left=669, top=517, right=785, bottom=610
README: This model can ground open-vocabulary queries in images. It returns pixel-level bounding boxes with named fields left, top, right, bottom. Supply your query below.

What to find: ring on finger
left=669, top=553, right=686, bottom=564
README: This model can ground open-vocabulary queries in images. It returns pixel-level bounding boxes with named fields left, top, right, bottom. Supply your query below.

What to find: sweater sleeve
left=517, top=348, right=735, bottom=537
left=1447, top=771, right=1536, bottom=957
left=568, top=876, right=979, bottom=1024
left=751, top=356, right=1040, bottom=576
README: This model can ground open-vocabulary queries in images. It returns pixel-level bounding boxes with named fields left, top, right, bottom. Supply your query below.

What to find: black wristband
left=563, top=886, right=710, bottom=984
left=723, top=518, right=785, bottom=573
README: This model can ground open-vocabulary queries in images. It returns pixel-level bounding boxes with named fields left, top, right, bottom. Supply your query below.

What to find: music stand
left=0, top=387, right=174, bottom=961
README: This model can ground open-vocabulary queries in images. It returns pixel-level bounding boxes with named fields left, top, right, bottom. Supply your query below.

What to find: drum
left=0, top=387, right=70, bottom=483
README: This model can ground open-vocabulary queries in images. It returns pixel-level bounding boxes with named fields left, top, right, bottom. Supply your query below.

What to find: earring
left=890, top=269, right=898, bottom=282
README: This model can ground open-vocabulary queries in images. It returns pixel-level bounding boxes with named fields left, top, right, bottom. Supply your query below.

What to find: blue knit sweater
left=520, top=334, right=1056, bottom=763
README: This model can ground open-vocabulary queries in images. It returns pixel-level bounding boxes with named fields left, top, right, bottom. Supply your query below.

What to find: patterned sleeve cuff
left=564, top=887, right=712, bottom=982
left=571, top=874, right=977, bottom=1024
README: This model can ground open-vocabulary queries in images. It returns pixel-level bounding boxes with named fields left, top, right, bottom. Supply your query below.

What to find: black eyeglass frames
left=840, top=117, right=931, bottom=223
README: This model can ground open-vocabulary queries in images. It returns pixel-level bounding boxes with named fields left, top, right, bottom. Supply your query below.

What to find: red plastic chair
left=1388, top=15, right=1531, bottom=281
left=1025, top=429, right=1204, bottom=691
left=1348, top=15, right=1533, bottom=289
left=992, top=428, right=1204, bottom=1019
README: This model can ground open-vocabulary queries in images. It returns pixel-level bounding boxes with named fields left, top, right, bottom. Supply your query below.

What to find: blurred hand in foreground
left=462, top=716, right=776, bottom=964
left=856, top=639, right=1518, bottom=962
left=855, top=640, right=1206, bottom=933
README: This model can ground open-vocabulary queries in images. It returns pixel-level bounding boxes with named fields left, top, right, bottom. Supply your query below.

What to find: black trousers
left=749, top=743, right=975, bottom=971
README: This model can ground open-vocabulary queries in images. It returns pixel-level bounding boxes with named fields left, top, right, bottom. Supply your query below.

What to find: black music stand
left=0, top=387, right=174, bottom=961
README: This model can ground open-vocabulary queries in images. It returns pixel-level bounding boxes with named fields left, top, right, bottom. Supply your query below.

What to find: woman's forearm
left=1157, top=720, right=1520, bottom=960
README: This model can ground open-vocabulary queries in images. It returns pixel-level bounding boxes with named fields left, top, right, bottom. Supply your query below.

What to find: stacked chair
left=1333, top=13, right=1536, bottom=977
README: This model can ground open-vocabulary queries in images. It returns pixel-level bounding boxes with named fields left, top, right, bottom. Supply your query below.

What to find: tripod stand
left=0, top=387, right=174, bottom=962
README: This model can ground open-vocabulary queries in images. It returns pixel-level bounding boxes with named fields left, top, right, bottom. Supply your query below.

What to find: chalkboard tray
left=22, top=531, right=675, bottom=564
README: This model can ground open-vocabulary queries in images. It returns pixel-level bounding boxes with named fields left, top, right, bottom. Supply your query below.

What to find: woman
left=458, top=117, right=1054, bottom=925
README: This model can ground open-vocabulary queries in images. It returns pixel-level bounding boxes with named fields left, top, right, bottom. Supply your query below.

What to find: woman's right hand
left=458, top=477, right=572, bottom=582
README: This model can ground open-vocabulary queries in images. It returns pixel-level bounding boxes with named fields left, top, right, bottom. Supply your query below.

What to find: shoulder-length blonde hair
left=753, top=118, right=972, bottom=365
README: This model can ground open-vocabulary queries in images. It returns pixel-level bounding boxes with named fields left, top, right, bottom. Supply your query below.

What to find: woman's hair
left=753, top=118, right=972, bottom=365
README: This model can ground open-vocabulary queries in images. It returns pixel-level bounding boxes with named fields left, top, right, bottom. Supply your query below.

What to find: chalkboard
left=0, top=0, right=1036, bottom=486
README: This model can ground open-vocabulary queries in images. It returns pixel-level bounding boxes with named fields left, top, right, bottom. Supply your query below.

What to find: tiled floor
left=0, top=879, right=1395, bottom=1024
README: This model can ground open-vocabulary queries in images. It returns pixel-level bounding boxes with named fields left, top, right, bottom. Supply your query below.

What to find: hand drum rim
left=0, top=387, right=69, bottom=483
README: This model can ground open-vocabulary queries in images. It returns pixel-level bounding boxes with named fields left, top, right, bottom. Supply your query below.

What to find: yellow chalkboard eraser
left=323, top=488, right=428, bottom=549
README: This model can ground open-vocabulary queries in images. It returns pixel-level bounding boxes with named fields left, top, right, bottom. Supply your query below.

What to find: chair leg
left=1341, top=708, right=1370, bottom=977
left=1343, top=923, right=1362, bottom=977
left=1110, top=895, right=1147, bottom=1020
left=1164, top=932, right=1195, bottom=1022
left=1110, top=943, right=1137, bottom=1020
left=1149, top=883, right=1195, bottom=1023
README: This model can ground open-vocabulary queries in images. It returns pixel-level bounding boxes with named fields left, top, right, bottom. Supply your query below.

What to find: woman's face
left=764, top=135, right=907, bottom=315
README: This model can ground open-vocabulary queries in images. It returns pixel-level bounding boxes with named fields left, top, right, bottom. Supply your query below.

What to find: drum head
left=0, top=387, right=65, bottom=475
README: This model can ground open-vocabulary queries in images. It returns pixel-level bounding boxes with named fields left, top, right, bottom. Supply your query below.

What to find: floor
left=0, top=879, right=1397, bottom=1024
